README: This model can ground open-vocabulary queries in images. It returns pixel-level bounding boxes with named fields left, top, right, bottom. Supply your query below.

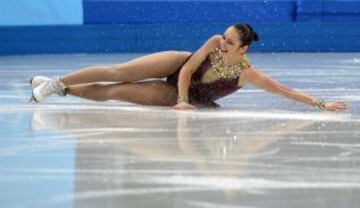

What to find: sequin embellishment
left=201, top=48, right=251, bottom=84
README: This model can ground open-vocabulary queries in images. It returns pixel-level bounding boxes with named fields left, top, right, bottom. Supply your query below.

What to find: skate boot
left=31, top=77, right=67, bottom=102
left=30, top=76, right=51, bottom=88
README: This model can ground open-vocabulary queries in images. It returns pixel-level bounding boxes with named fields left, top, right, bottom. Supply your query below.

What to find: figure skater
left=30, top=23, right=347, bottom=111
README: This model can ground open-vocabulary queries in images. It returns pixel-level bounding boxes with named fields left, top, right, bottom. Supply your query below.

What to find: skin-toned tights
left=60, top=51, right=191, bottom=106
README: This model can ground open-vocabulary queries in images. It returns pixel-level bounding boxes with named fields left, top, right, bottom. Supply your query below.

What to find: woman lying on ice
left=30, top=23, right=347, bottom=111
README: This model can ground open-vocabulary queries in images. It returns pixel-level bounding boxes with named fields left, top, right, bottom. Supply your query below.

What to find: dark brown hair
left=232, top=23, right=259, bottom=47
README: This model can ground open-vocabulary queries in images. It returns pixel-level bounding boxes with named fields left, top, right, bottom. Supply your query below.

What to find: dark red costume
left=167, top=48, right=251, bottom=106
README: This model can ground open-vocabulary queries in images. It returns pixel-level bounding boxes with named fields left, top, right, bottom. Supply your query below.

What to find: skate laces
left=41, top=77, right=67, bottom=96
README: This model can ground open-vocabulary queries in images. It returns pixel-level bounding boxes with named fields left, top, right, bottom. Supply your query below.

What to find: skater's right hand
left=173, top=102, right=196, bottom=110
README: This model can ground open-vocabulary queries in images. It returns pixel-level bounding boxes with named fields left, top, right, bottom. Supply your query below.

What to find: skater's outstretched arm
left=240, top=67, right=348, bottom=111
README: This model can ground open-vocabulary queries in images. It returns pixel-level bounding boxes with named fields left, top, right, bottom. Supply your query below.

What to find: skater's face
left=219, top=26, right=248, bottom=58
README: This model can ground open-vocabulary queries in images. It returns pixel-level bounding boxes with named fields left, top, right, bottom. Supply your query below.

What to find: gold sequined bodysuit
left=167, top=47, right=251, bottom=105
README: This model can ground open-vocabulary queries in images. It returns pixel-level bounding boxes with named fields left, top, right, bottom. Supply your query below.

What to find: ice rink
left=0, top=52, right=359, bottom=208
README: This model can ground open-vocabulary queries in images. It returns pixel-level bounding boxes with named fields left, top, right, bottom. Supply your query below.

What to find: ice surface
left=0, top=53, right=359, bottom=208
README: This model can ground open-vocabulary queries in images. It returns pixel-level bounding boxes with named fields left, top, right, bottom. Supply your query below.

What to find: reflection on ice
left=22, top=107, right=360, bottom=208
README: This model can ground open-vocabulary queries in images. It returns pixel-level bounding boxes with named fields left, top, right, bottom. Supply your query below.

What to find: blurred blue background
left=0, top=0, right=83, bottom=26
left=0, top=0, right=359, bottom=54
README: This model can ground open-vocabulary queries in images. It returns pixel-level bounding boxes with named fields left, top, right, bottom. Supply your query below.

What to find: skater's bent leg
left=67, top=81, right=178, bottom=106
left=60, top=51, right=191, bottom=85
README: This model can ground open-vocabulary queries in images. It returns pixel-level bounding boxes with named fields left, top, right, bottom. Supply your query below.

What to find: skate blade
left=29, top=77, right=34, bottom=88
left=28, top=91, right=38, bottom=103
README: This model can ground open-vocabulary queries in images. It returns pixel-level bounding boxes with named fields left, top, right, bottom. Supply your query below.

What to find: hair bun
left=244, top=23, right=259, bottom=42
left=252, top=31, right=259, bottom=42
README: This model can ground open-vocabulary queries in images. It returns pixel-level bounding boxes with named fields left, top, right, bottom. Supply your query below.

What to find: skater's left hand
left=324, top=101, right=348, bottom=111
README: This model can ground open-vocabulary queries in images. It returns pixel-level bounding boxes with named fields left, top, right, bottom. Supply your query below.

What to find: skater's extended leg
left=66, top=81, right=178, bottom=106
left=31, top=51, right=190, bottom=103
left=60, top=51, right=191, bottom=85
